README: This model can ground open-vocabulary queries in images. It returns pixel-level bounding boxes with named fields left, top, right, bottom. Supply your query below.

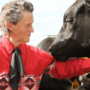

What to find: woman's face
left=9, top=11, right=34, bottom=44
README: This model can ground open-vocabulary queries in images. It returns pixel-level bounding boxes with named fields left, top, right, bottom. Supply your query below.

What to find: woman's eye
left=27, top=25, right=29, bottom=27
left=26, top=24, right=30, bottom=27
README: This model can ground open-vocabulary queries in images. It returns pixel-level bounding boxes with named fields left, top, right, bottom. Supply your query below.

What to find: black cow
left=49, top=0, right=90, bottom=90
left=50, top=0, right=90, bottom=60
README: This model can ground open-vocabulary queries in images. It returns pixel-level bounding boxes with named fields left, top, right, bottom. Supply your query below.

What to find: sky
left=0, top=0, right=76, bottom=46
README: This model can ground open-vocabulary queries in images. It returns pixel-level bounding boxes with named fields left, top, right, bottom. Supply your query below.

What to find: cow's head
left=50, top=0, right=90, bottom=61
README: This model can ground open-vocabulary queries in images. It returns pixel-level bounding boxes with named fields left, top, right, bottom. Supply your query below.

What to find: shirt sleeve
left=44, top=58, right=90, bottom=79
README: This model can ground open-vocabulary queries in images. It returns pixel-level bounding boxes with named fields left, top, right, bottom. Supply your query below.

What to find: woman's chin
left=26, top=39, right=30, bottom=43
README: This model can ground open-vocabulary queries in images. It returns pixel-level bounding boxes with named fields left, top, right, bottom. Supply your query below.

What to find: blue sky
left=0, top=0, right=76, bottom=46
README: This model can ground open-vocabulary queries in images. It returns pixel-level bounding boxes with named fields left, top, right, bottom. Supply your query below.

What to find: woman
left=0, top=0, right=90, bottom=90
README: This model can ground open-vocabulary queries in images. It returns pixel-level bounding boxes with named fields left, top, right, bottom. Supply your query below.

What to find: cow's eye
left=66, top=18, right=73, bottom=23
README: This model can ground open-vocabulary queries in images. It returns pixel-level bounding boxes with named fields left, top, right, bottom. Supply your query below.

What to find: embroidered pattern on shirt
left=44, top=62, right=55, bottom=78
left=18, top=74, right=42, bottom=90
left=0, top=73, right=42, bottom=90
left=0, top=74, right=12, bottom=90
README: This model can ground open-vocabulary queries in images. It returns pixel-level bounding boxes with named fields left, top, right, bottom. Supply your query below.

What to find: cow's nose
left=86, top=73, right=90, bottom=78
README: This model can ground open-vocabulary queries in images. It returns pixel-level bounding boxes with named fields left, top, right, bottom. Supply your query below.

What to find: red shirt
left=0, top=34, right=90, bottom=90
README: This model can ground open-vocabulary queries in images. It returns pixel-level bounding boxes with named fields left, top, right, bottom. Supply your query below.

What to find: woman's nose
left=29, top=26, right=34, bottom=33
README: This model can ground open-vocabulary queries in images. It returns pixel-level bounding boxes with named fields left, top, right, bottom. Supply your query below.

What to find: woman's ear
left=6, top=22, right=14, bottom=31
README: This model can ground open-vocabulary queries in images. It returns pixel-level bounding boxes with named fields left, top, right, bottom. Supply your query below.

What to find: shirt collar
left=1, top=34, right=23, bottom=54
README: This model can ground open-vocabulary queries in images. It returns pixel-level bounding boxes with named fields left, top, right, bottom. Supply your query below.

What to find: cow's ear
left=85, top=0, right=90, bottom=12
left=85, top=0, right=90, bottom=5
left=86, top=0, right=90, bottom=3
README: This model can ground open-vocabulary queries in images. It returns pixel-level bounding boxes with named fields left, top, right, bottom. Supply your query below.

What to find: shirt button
left=36, top=80, right=40, bottom=85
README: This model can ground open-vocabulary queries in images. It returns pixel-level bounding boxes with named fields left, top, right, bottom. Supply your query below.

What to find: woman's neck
left=5, top=34, right=22, bottom=47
